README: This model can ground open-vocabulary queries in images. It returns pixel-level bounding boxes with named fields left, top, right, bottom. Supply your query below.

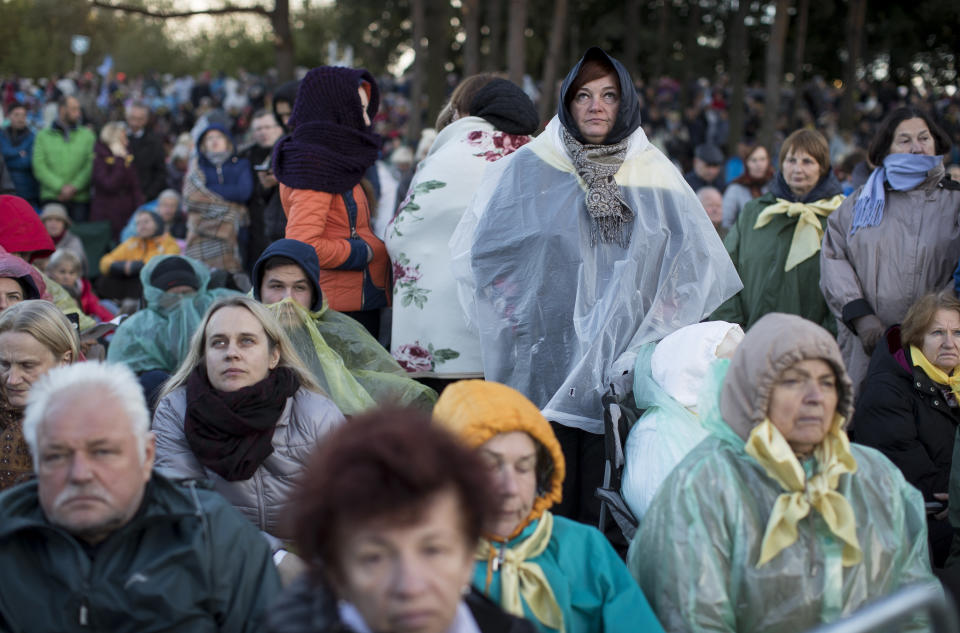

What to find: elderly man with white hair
left=0, top=362, right=280, bottom=632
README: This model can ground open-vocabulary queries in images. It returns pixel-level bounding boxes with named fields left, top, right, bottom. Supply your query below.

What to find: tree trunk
left=726, top=0, right=751, bottom=155
left=506, top=0, right=527, bottom=85
left=484, top=0, right=503, bottom=72
left=759, top=0, right=791, bottom=151
left=679, top=0, right=701, bottom=105
left=462, top=0, right=480, bottom=77
left=623, top=0, right=641, bottom=80
left=652, top=0, right=670, bottom=80
left=790, top=0, right=809, bottom=123
left=270, top=0, right=294, bottom=81
left=839, top=0, right=867, bottom=131
left=425, top=0, right=450, bottom=126
left=408, top=0, right=426, bottom=142
left=538, top=0, right=567, bottom=121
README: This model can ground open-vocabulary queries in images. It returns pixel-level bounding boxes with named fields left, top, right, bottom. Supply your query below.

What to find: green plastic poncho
left=265, top=298, right=436, bottom=413
left=107, top=255, right=239, bottom=373
left=628, top=359, right=936, bottom=633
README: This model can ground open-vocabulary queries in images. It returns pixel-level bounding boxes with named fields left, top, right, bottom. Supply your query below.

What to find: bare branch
left=90, top=0, right=271, bottom=19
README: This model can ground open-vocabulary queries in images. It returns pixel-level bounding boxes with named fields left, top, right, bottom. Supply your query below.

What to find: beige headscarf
left=720, top=313, right=861, bottom=568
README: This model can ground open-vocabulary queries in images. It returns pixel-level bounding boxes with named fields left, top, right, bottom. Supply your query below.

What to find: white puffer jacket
left=153, top=385, right=344, bottom=538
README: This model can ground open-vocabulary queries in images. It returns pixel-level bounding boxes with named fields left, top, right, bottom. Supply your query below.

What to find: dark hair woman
left=854, top=291, right=960, bottom=567
left=386, top=75, right=538, bottom=386
left=450, top=47, right=741, bottom=527
left=266, top=408, right=536, bottom=633
left=821, top=106, right=960, bottom=393
left=711, top=129, right=844, bottom=331
left=721, top=143, right=774, bottom=228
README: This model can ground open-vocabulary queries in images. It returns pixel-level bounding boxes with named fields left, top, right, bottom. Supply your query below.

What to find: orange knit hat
left=433, top=380, right=565, bottom=536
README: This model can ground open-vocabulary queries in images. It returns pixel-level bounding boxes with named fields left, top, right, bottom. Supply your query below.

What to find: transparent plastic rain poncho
left=628, top=360, right=937, bottom=633
left=107, top=255, right=239, bottom=373
left=621, top=321, right=741, bottom=523
left=265, top=298, right=436, bottom=414
left=450, top=118, right=742, bottom=433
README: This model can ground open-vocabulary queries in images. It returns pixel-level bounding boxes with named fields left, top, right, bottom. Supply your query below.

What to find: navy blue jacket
left=0, top=127, right=39, bottom=201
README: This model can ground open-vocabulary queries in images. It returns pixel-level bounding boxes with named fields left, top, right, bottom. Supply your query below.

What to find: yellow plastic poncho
left=266, top=298, right=436, bottom=414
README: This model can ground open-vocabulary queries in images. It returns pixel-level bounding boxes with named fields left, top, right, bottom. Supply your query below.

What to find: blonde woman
left=91, top=121, right=144, bottom=240
left=0, top=300, right=79, bottom=490
left=152, top=295, right=343, bottom=539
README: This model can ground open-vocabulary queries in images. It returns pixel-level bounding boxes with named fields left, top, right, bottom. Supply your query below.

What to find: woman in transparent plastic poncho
left=450, top=47, right=741, bottom=522
left=629, top=313, right=937, bottom=633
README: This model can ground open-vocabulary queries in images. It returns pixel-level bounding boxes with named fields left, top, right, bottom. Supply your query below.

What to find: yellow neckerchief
left=753, top=194, right=845, bottom=271
left=477, top=511, right=564, bottom=632
left=910, top=345, right=960, bottom=400
left=744, top=415, right=861, bottom=568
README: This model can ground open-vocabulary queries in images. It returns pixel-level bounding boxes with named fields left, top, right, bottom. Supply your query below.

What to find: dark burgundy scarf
left=732, top=167, right=774, bottom=198
left=272, top=65, right=382, bottom=194
left=184, top=365, right=300, bottom=481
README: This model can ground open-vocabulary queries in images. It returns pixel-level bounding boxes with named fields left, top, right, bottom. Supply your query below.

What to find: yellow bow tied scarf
left=753, top=195, right=845, bottom=271
left=744, top=416, right=862, bottom=568
left=911, top=345, right=960, bottom=400
left=477, top=511, right=564, bottom=632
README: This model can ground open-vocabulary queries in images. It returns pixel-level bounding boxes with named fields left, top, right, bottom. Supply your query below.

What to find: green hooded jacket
left=0, top=474, right=281, bottom=632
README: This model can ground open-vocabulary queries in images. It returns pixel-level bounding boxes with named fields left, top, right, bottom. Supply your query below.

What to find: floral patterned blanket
left=385, top=116, right=531, bottom=377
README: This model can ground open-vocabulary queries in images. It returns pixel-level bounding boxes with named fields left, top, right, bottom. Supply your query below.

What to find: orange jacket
left=280, top=183, right=389, bottom=312
left=99, top=233, right=181, bottom=276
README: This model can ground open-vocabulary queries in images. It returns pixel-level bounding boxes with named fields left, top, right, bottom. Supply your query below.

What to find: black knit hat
left=149, top=256, right=199, bottom=292
left=468, top=78, right=539, bottom=135
left=287, top=66, right=380, bottom=131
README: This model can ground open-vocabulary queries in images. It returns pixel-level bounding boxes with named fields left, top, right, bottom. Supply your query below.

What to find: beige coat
left=820, top=164, right=960, bottom=391
left=152, top=385, right=344, bottom=538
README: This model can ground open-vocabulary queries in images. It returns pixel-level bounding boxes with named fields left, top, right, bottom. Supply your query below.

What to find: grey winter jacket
left=153, top=385, right=344, bottom=538
left=820, top=164, right=960, bottom=392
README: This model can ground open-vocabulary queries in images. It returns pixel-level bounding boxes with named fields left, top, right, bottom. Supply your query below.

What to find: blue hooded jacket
left=197, top=123, right=253, bottom=204
left=252, top=238, right=323, bottom=311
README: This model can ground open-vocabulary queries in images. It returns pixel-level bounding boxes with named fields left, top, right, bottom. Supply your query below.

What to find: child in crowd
left=97, top=208, right=181, bottom=307
left=40, top=202, right=87, bottom=272
left=46, top=249, right=115, bottom=322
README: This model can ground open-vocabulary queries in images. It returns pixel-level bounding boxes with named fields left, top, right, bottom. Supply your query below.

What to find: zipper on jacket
left=216, top=165, right=224, bottom=184
left=79, top=602, right=89, bottom=626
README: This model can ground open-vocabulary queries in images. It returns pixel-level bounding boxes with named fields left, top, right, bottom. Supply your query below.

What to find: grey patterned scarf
left=561, top=127, right=634, bottom=247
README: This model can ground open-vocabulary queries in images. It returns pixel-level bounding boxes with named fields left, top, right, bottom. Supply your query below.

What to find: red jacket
left=280, top=183, right=389, bottom=312
left=79, top=277, right=115, bottom=322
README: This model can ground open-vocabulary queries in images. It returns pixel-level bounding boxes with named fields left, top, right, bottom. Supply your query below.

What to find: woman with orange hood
left=434, top=380, right=663, bottom=633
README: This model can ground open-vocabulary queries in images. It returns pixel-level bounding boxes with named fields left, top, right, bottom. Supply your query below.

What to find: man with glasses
left=241, top=110, right=286, bottom=268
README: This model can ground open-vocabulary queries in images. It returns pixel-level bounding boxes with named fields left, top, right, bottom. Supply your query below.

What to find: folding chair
left=595, top=382, right=642, bottom=552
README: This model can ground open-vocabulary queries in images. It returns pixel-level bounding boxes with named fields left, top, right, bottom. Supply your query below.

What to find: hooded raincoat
left=434, top=380, right=664, bottom=633
left=629, top=313, right=937, bottom=633
left=107, top=255, right=239, bottom=373
left=621, top=321, right=742, bottom=523
left=251, top=239, right=437, bottom=412
left=450, top=49, right=741, bottom=433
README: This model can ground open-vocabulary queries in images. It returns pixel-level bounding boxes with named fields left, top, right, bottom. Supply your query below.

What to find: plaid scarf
left=183, top=168, right=248, bottom=273
left=560, top=127, right=634, bottom=247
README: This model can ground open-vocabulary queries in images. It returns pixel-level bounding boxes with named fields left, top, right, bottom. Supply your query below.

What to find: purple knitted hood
left=272, top=66, right=382, bottom=194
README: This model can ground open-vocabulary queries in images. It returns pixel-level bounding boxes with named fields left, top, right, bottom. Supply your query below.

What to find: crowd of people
left=1, top=43, right=960, bottom=633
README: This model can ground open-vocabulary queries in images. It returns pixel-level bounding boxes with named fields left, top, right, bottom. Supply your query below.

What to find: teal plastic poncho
left=475, top=515, right=664, bottom=633
left=628, top=359, right=937, bottom=633
left=621, top=321, right=742, bottom=523
left=265, top=298, right=436, bottom=413
left=107, top=255, right=239, bottom=373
